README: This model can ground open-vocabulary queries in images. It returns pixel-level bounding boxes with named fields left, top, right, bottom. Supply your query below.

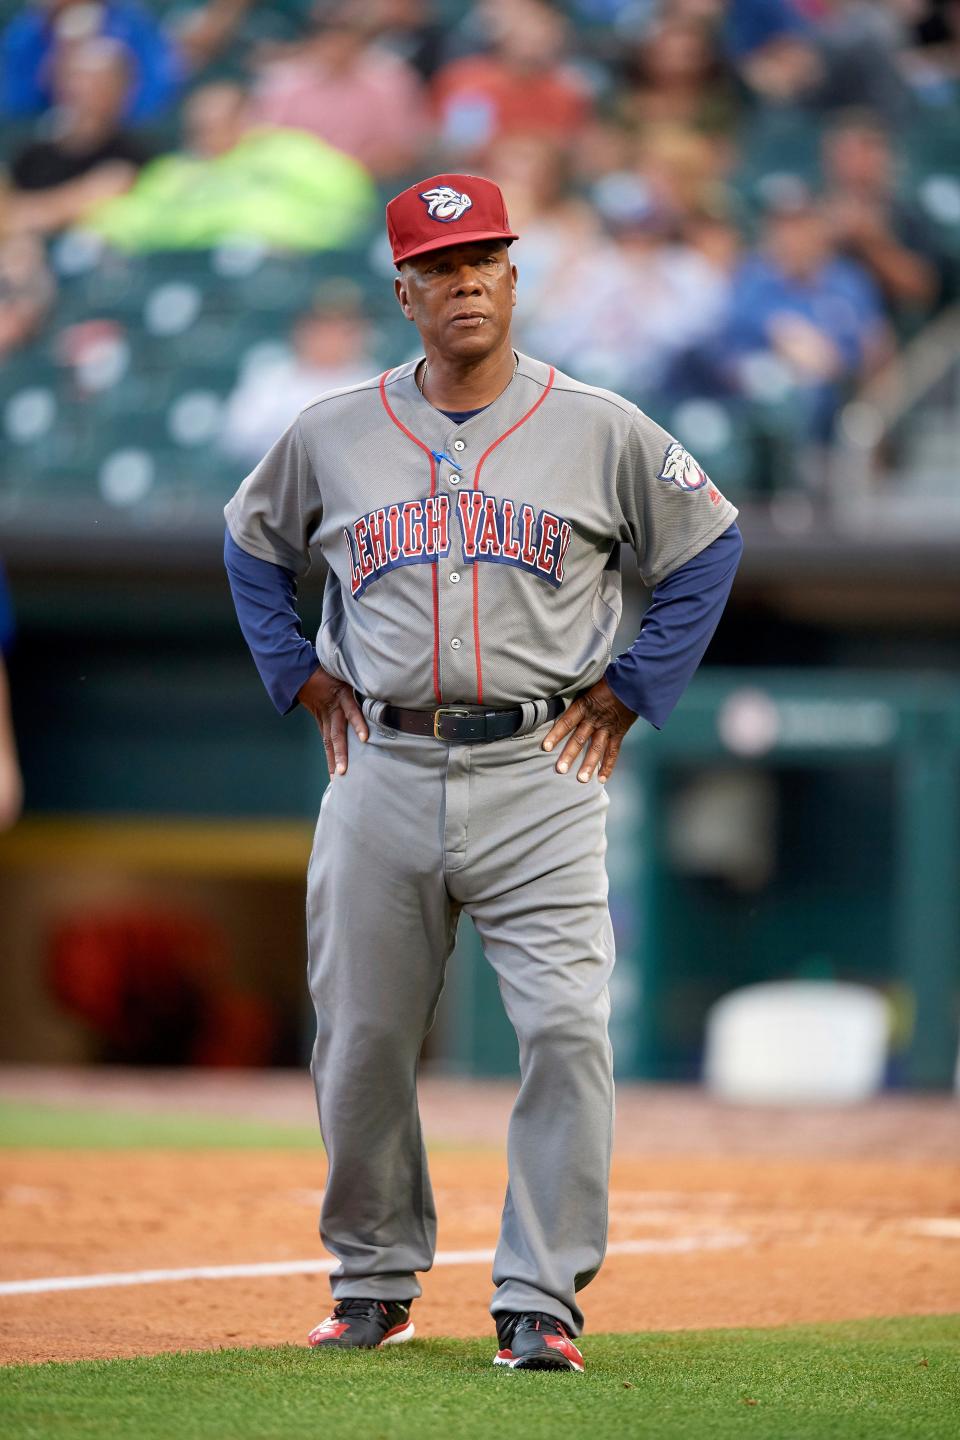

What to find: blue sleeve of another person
left=104, top=2, right=184, bottom=123
left=0, top=562, right=14, bottom=655
left=605, top=523, right=742, bottom=729
left=0, top=11, right=48, bottom=115
left=828, top=260, right=886, bottom=370
left=224, top=529, right=321, bottom=715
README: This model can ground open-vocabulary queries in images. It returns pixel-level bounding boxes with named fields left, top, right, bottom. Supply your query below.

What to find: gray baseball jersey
left=224, top=352, right=737, bottom=709
left=225, top=350, right=736, bottom=1339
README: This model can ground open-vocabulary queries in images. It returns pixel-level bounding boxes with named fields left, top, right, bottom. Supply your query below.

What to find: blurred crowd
left=1, top=0, right=959, bottom=457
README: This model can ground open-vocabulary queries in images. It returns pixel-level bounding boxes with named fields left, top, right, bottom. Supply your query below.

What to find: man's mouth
left=450, top=312, right=487, bottom=328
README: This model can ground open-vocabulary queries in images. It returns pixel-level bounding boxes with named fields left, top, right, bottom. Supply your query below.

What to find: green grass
left=0, top=1100, right=319, bottom=1150
left=2, top=1317, right=958, bottom=1440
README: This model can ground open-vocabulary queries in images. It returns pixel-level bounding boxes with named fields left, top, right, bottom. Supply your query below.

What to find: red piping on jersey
left=470, top=367, right=555, bottom=703
left=378, top=369, right=442, bottom=704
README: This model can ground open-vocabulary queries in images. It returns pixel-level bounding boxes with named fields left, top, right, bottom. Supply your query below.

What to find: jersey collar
left=382, top=351, right=554, bottom=449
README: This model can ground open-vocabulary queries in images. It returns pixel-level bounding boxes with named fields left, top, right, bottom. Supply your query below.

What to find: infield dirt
left=1, top=1074, right=958, bottom=1365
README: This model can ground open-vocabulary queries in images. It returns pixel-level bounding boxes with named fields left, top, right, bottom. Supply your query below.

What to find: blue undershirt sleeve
left=605, top=522, right=742, bottom=729
left=224, top=529, right=321, bottom=715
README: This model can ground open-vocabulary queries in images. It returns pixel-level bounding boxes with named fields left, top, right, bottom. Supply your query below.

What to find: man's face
left=395, top=242, right=517, bottom=362
left=185, top=84, right=248, bottom=158
left=824, top=127, right=891, bottom=193
left=766, top=208, right=831, bottom=279
left=54, top=43, right=129, bottom=126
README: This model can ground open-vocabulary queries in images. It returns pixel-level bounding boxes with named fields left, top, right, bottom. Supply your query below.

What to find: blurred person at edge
left=0, top=232, right=55, bottom=357
left=724, top=0, right=912, bottom=124
left=820, top=109, right=944, bottom=318
left=432, top=0, right=591, bottom=156
left=5, top=37, right=153, bottom=237
left=0, top=0, right=182, bottom=123
left=615, top=11, right=739, bottom=139
left=635, top=123, right=736, bottom=229
left=491, top=134, right=605, bottom=328
left=250, top=1, right=428, bottom=178
left=722, top=184, right=889, bottom=440
left=519, top=176, right=731, bottom=400
left=84, top=82, right=375, bottom=251
left=0, top=561, right=23, bottom=832
left=221, top=288, right=373, bottom=465
left=903, top=0, right=960, bottom=101
left=363, top=0, right=447, bottom=82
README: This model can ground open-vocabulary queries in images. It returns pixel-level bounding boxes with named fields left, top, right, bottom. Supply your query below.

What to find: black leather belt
left=369, top=696, right=564, bottom=744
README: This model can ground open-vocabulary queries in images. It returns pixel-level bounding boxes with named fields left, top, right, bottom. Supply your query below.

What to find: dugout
left=2, top=620, right=958, bottom=1084
left=445, top=670, right=960, bottom=1090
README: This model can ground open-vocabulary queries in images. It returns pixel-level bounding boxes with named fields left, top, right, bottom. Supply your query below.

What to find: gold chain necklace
left=417, top=353, right=518, bottom=400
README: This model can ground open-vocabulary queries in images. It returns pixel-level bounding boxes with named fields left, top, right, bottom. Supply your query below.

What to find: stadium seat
left=731, top=107, right=823, bottom=224
left=167, top=389, right=226, bottom=448
left=0, top=348, right=60, bottom=414
left=667, top=400, right=769, bottom=500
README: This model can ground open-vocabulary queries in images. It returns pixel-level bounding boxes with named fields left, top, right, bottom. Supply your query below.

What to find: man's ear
left=395, top=274, right=415, bottom=321
left=510, top=263, right=518, bottom=308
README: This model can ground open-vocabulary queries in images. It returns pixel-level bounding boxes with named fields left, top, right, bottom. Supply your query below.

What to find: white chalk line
left=0, top=1233, right=748, bottom=1299
left=903, top=1217, right=960, bottom=1240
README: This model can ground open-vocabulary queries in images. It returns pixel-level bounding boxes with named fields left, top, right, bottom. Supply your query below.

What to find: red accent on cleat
left=544, top=1334, right=585, bottom=1368
left=492, top=1316, right=585, bottom=1372
left=308, top=1318, right=350, bottom=1345
left=382, top=1322, right=413, bottom=1341
left=308, top=1304, right=415, bottom=1350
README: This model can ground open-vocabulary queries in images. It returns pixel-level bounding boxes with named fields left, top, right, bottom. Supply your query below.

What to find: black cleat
left=308, top=1298, right=415, bottom=1349
left=493, top=1311, right=585, bottom=1372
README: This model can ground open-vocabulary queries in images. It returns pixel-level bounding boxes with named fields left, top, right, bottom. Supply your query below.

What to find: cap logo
left=419, top=186, right=473, bottom=223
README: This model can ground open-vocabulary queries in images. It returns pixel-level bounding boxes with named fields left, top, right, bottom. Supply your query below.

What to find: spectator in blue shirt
left=0, top=562, right=22, bottom=831
left=722, top=182, right=888, bottom=438
left=1, top=0, right=184, bottom=123
left=725, top=0, right=911, bottom=124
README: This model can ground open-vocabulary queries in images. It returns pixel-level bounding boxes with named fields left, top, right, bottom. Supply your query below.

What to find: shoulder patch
left=658, top=440, right=709, bottom=493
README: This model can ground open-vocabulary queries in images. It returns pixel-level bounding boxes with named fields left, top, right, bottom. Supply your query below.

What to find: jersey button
left=449, top=572, right=461, bottom=584
left=453, top=439, right=466, bottom=452
left=448, top=472, right=461, bottom=485
left=450, top=637, right=462, bottom=650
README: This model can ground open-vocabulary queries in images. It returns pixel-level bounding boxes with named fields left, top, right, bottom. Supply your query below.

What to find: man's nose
left=450, top=267, right=484, bottom=294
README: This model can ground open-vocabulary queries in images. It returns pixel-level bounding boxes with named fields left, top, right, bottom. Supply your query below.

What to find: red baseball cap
left=386, top=173, right=519, bottom=266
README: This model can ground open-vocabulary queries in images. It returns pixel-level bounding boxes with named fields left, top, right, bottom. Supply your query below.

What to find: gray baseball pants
left=306, top=703, right=615, bottom=1334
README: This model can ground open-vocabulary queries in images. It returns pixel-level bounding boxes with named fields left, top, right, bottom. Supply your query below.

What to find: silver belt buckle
left=433, top=706, right=472, bottom=741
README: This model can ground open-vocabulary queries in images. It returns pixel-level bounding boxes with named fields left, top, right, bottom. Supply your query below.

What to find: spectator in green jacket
left=85, top=82, right=376, bottom=251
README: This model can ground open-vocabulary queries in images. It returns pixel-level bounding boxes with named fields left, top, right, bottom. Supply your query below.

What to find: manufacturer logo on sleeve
left=658, top=440, right=709, bottom=493
left=419, top=186, right=473, bottom=223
